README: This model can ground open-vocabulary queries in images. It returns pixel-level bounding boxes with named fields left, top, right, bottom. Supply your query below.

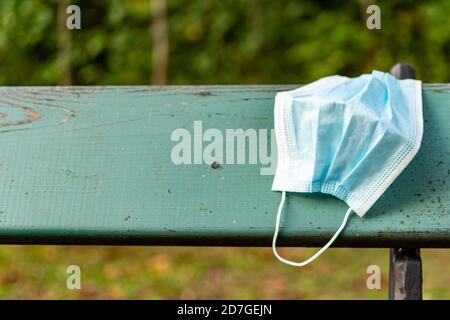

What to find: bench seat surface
left=0, top=85, right=448, bottom=247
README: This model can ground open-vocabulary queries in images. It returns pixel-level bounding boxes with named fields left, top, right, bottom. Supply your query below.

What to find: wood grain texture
left=0, top=85, right=448, bottom=247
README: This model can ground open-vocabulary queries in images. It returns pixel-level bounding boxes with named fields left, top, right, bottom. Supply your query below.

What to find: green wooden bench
left=0, top=82, right=448, bottom=298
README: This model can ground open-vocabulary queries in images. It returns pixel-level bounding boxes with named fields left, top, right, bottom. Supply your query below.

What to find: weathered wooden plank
left=0, top=85, right=448, bottom=247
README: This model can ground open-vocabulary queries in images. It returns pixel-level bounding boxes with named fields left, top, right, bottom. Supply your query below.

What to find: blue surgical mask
left=272, top=71, right=423, bottom=266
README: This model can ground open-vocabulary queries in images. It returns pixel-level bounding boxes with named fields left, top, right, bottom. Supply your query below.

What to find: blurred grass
left=0, top=246, right=448, bottom=299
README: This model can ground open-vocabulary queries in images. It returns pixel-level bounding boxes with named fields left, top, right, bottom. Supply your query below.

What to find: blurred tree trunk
left=57, top=0, right=72, bottom=85
left=151, top=0, right=169, bottom=85
left=250, top=0, right=263, bottom=49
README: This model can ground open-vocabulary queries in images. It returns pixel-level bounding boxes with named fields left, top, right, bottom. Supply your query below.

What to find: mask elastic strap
left=272, top=191, right=353, bottom=267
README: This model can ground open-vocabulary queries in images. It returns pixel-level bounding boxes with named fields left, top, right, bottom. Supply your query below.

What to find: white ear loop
left=272, top=191, right=353, bottom=267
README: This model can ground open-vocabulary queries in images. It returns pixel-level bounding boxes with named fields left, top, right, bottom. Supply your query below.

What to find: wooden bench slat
left=0, top=85, right=448, bottom=247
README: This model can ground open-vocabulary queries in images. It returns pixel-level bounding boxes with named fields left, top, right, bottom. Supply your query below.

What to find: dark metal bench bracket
left=388, top=63, right=423, bottom=300
left=389, top=248, right=423, bottom=300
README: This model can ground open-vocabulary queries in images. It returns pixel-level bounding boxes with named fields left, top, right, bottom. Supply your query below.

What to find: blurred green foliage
left=0, top=0, right=448, bottom=85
